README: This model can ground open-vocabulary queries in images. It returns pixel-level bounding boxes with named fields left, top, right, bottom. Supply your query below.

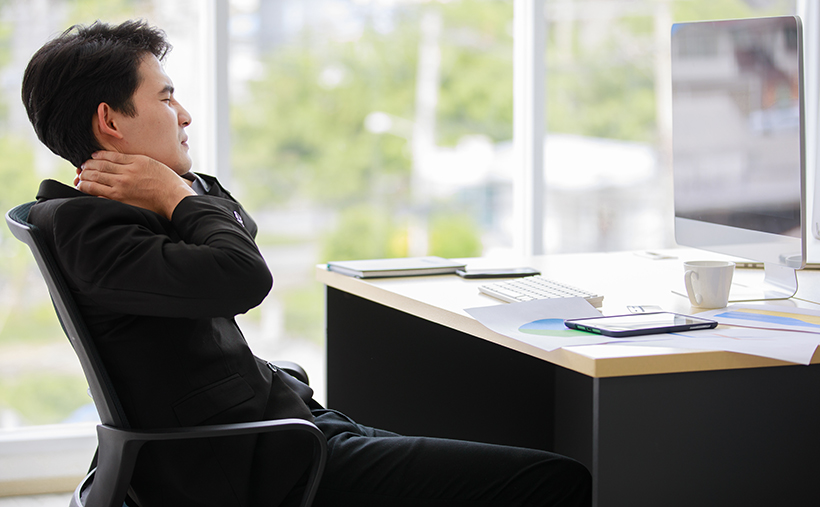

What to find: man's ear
left=93, top=102, right=125, bottom=142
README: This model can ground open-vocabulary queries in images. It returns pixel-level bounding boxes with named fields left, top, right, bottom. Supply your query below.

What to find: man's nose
left=179, top=104, right=192, bottom=127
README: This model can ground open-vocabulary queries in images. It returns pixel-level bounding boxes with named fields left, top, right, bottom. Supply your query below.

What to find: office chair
left=5, top=202, right=327, bottom=507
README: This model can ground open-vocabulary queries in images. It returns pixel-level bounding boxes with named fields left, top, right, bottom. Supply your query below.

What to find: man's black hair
left=22, top=19, right=171, bottom=167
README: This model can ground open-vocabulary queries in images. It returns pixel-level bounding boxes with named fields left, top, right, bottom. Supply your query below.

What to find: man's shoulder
left=31, top=179, right=165, bottom=233
left=31, top=180, right=99, bottom=228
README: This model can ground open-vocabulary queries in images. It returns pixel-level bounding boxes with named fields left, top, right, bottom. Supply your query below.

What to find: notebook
left=327, top=256, right=466, bottom=278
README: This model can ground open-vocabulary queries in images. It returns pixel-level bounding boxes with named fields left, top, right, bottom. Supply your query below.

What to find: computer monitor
left=671, top=15, right=805, bottom=301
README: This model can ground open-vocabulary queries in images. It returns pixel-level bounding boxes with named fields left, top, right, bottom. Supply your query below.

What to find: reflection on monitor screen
left=672, top=16, right=805, bottom=300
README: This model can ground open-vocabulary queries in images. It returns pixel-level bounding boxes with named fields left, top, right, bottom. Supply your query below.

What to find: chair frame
left=6, top=202, right=327, bottom=507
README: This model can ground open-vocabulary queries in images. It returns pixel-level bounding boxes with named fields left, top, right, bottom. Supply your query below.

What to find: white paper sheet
left=697, top=304, right=820, bottom=333
left=465, top=298, right=670, bottom=352
left=618, top=304, right=820, bottom=364
left=467, top=300, right=820, bottom=363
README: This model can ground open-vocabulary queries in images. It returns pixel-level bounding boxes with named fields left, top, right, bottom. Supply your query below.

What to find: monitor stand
left=729, top=263, right=799, bottom=302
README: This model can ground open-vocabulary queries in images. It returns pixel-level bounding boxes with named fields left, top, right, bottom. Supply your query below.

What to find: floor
left=0, top=494, right=71, bottom=507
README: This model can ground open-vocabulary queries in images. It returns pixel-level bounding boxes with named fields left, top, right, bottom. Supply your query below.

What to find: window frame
left=513, top=0, right=546, bottom=255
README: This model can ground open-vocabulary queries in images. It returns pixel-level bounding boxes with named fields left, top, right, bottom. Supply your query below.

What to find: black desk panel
left=325, top=287, right=820, bottom=506
left=326, top=287, right=556, bottom=451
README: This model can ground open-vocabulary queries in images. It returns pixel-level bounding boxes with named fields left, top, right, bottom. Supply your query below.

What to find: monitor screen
left=672, top=16, right=805, bottom=269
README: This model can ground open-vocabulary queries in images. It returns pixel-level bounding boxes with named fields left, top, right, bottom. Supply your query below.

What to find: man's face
left=110, top=54, right=192, bottom=175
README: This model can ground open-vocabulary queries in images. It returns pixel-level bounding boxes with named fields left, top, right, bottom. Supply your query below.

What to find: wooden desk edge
left=316, top=266, right=819, bottom=378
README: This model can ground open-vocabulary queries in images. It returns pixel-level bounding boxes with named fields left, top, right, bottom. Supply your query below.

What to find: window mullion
left=513, top=0, right=546, bottom=256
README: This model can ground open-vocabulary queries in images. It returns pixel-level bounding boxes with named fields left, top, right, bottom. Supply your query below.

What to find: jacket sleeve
left=46, top=195, right=273, bottom=319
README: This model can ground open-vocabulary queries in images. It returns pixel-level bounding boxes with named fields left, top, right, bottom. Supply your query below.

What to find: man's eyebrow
left=159, top=84, right=175, bottom=96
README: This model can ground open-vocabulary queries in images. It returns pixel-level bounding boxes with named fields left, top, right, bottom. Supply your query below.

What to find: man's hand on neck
left=75, top=150, right=196, bottom=220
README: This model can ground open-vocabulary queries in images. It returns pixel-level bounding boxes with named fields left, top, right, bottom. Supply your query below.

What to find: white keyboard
left=479, top=275, right=604, bottom=307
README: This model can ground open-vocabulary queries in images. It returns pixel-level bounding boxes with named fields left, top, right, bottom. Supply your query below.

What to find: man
left=22, top=20, right=591, bottom=507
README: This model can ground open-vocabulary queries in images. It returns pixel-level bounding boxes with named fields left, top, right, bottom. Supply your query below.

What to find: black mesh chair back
left=7, top=201, right=130, bottom=428
left=5, top=202, right=326, bottom=507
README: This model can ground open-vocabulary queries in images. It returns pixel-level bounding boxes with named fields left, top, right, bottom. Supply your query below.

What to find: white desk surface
left=316, top=249, right=820, bottom=378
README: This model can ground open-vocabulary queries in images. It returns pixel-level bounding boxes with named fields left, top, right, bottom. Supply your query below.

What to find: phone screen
left=564, top=312, right=717, bottom=337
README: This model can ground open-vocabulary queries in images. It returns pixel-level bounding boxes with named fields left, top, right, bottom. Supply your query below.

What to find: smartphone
left=564, top=312, right=717, bottom=338
left=456, top=267, right=540, bottom=279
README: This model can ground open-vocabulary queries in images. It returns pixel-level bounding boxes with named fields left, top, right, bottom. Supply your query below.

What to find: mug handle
left=684, top=269, right=703, bottom=306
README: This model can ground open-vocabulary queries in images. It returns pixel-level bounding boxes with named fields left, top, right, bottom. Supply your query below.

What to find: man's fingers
left=81, top=155, right=134, bottom=179
left=78, top=151, right=131, bottom=175
left=76, top=171, right=114, bottom=194
left=90, top=150, right=131, bottom=164
left=75, top=179, right=111, bottom=197
left=78, top=163, right=113, bottom=182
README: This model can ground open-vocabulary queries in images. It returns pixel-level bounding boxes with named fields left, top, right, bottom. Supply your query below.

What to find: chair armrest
left=76, top=419, right=327, bottom=507
left=270, top=360, right=310, bottom=385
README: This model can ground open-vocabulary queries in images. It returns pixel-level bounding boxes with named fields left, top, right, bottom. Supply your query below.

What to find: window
left=0, top=0, right=809, bottom=495
left=541, top=0, right=797, bottom=255
left=0, top=0, right=213, bottom=425
left=0, top=0, right=804, bottom=428
left=226, top=0, right=516, bottom=397
left=0, top=0, right=216, bottom=493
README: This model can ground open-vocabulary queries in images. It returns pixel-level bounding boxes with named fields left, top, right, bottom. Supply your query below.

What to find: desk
left=316, top=250, right=820, bottom=507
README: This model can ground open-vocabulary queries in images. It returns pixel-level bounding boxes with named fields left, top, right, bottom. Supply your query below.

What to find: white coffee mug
left=683, top=260, right=735, bottom=308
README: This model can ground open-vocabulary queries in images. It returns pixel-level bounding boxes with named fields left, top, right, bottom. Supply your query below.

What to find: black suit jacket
left=30, top=177, right=315, bottom=507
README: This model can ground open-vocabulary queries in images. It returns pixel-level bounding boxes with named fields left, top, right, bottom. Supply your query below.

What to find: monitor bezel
left=672, top=15, right=807, bottom=272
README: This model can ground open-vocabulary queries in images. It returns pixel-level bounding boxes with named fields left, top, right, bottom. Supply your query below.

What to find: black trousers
left=285, top=409, right=591, bottom=507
